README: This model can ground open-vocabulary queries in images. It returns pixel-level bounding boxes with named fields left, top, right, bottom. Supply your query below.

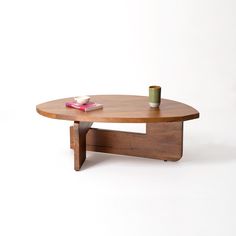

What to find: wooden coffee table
left=36, top=95, right=199, bottom=171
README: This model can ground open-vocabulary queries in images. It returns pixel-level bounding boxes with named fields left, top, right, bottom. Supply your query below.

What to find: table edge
left=36, top=106, right=200, bottom=123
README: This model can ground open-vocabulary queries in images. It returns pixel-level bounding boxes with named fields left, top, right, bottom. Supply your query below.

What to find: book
left=65, top=101, right=103, bottom=112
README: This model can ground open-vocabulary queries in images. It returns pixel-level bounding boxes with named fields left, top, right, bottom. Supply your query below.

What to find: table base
left=70, top=121, right=183, bottom=171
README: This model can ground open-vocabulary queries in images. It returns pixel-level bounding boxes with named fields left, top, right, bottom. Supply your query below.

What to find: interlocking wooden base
left=70, top=121, right=183, bottom=170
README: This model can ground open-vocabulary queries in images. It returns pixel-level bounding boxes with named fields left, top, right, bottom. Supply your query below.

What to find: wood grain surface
left=70, top=122, right=183, bottom=162
left=36, top=95, right=199, bottom=123
left=73, top=122, right=93, bottom=170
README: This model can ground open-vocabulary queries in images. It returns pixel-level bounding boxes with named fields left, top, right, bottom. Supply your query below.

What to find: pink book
left=65, top=102, right=103, bottom=112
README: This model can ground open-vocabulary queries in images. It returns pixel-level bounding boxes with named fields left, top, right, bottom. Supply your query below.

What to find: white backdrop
left=0, top=1, right=236, bottom=236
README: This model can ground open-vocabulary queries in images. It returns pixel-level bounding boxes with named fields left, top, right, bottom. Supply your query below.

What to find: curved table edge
left=36, top=106, right=200, bottom=123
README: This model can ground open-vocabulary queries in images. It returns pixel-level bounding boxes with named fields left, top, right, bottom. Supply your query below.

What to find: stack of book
left=65, top=96, right=103, bottom=112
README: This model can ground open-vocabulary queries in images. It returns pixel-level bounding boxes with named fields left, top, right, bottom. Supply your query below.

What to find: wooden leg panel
left=70, top=122, right=183, bottom=162
left=72, top=121, right=93, bottom=171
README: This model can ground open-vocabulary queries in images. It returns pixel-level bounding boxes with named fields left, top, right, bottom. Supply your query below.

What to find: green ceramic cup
left=149, top=85, right=161, bottom=108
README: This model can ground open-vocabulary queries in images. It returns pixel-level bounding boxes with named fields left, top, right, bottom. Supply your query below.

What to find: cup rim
left=149, top=85, right=161, bottom=89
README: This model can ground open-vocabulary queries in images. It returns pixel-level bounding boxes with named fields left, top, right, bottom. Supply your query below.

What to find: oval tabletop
left=36, top=95, right=199, bottom=123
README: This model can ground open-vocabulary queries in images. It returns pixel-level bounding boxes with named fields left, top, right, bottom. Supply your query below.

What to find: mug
left=149, top=85, right=161, bottom=108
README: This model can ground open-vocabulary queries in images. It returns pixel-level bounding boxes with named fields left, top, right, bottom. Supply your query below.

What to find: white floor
left=0, top=110, right=235, bottom=236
